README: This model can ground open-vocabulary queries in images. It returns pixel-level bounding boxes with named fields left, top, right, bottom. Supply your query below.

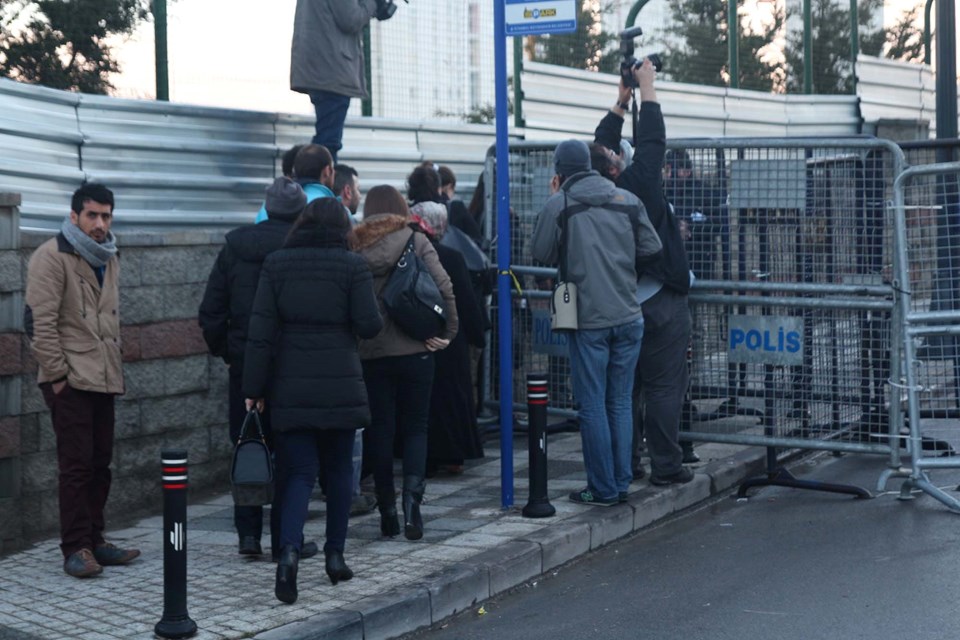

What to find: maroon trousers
left=41, top=383, right=115, bottom=558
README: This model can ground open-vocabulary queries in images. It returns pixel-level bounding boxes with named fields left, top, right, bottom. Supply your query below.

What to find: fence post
left=523, top=373, right=555, bottom=518
left=155, top=450, right=197, bottom=639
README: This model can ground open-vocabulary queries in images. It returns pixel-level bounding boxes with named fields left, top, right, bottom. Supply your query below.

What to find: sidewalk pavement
left=0, top=433, right=765, bottom=640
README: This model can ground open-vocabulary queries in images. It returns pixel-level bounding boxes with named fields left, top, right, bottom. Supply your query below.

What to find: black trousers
left=362, top=353, right=435, bottom=495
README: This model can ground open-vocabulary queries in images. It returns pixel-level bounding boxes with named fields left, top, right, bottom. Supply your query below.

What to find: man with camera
left=291, top=0, right=398, bottom=162
left=593, top=56, right=696, bottom=486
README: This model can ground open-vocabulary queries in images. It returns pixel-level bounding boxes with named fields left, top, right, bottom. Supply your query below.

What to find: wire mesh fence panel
left=896, top=163, right=960, bottom=453
left=899, top=140, right=960, bottom=168
left=680, top=140, right=903, bottom=457
left=484, top=138, right=906, bottom=465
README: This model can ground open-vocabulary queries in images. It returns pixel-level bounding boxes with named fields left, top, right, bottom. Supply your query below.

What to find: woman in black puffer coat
left=243, top=198, right=382, bottom=605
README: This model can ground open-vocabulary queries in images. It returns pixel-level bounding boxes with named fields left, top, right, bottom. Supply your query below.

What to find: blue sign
left=728, top=315, right=803, bottom=366
left=505, top=0, right=577, bottom=36
left=531, top=309, right=570, bottom=358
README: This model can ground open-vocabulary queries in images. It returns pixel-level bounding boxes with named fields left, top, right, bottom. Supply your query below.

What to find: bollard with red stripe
left=155, top=450, right=197, bottom=639
left=523, top=373, right=556, bottom=518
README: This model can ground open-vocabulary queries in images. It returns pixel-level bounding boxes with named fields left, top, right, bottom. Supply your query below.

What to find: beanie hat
left=265, top=177, right=307, bottom=217
left=553, top=139, right=591, bottom=178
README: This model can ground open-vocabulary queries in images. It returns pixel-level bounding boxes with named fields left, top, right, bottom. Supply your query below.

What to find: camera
left=619, top=26, right=663, bottom=89
left=375, top=0, right=403, bottom=21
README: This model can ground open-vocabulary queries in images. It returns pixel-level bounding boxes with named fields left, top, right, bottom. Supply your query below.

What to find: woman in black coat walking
left=244, top=199, right=382, bottom=604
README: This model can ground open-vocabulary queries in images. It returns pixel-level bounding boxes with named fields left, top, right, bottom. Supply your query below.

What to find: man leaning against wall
left=24, top=183, right=141, bottom=578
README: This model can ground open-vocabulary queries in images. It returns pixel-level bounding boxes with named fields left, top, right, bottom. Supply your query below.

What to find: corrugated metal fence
left=0, top=78, right=495, bottom=231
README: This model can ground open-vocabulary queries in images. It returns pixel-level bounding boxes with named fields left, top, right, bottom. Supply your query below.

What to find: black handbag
left=230, top=410, right=274, bottom=506
left=381, top=232, right=447, bottom=341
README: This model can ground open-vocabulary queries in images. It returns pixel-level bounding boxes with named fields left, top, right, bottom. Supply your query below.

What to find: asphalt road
left=405, top=454, right=960, bottom=640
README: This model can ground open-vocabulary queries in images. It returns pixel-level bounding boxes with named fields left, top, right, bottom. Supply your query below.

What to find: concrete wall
left=0, top=192, right=232, bottom=554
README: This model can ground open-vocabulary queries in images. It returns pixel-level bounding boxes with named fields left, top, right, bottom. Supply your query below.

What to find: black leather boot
left=377, top=488, right=400, bottom=537
left=324, top=549, right=354, bottom=585
left=402, top=475, right=425, bottom=541
left=275, top=545, right=299, bottom=604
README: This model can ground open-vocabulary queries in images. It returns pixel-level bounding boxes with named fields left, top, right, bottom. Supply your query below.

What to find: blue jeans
left=568, top=318, right=644, bottom=500
left=309, top=89, right=352, bottom=161
left=275, top=428, right=355, bottom=554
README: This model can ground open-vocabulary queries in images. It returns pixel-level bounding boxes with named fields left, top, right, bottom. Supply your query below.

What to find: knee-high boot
left=402, top=475, right=425, bottom=541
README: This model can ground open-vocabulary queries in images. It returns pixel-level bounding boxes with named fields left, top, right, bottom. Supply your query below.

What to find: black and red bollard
left=155, top=450, right=198, bottom=639
left=523, top=373, right=556, bottom=518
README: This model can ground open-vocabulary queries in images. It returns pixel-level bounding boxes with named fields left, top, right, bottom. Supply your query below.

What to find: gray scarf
left=61, top=216, right=118, bottom=268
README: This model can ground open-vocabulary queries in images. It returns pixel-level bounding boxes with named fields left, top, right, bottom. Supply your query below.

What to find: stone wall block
left=119, top=286, right=165, bottom=325
left=36, top=411, right=55, bottom=452
left=121, top=325, right=141, bottom=362
left=20, top=449, right=57, bottom=493
left=160, top=283, right=206, bottom=321
left=0, top=291, right=23, bottom=333
left=163, top=355, right=208, bottom=396
left=0, top=497, right=21, bottom=540
left=122, top=360, right=165, bottom=400
left=114, top=398, right=140, bottom=440
left=20, top=491, right=59, bottom=539
left=118, top=249, right=142, bottom=287
left=0, top=416, right=20, bottom=458
left=19, top=334, right=37, bottom=375
left=142, top=247, right=219, bottom=285
left=20, top=378, right=45, bottom=414
left=0, top=335, right=21, bottom=376
left=139, top=320, right=207, bottom=360
left=0, top=252, right=20, bottom=294
left=18, top=413, right=38, bottom=454
left=140, top=393, right=210, bottom=435
left=0, top=458, right=18, bottom=500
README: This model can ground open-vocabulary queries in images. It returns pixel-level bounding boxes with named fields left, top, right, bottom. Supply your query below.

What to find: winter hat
left=553, top=139, right=592, bottom=178
left=265, top=177, right=307, bottom=217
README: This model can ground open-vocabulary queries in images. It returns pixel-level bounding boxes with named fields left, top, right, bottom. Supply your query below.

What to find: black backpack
left=380, top=232, right=447, bottom=341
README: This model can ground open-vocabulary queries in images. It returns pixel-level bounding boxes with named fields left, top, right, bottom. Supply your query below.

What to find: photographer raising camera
left=291, top=0, right=399, bottom=162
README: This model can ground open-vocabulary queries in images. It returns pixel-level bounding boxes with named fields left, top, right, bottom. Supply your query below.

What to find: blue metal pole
left=494, top=0, right=514, bottom=509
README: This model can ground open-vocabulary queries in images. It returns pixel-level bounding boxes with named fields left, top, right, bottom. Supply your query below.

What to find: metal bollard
left=155, top=450, right=198, bottom=639
left=522, top=373, right=556, bottom=518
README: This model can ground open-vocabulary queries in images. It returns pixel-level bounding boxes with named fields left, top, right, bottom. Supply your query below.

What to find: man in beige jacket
left=25, top=183, right=139, bottom=578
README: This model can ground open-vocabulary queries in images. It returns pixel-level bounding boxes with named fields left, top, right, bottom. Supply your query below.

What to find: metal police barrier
left=483, top=138, right=908, bottom=498
left=891, top=161, right=960, bottom=512
left=155, top=450, right=197, bottom=639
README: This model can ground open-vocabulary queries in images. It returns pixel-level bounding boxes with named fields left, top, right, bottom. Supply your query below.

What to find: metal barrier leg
left=737, top=442, right=872, bottom=500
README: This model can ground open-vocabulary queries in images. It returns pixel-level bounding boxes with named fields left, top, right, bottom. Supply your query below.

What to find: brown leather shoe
left=93, top=542, right=141, bottom=566
left=64, top=549, right=103, bottom=578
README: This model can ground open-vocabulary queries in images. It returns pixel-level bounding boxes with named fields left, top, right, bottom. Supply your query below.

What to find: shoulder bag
left=551, top=193, right=579, bottom=331
left=231, top=410, right=274, bottom=506
left=381, top=232, right=447, bottom=341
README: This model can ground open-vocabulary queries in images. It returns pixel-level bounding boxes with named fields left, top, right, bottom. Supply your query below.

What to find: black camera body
left=375, top=0, right=399, bottom=21
left=619, top=26, right=662, bottom=89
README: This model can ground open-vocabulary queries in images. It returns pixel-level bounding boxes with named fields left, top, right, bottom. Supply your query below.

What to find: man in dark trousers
left=594, top=59, right=696, bottom=486
left=199, top=177, right=318, bottom=561
left=25, top=183, right=140, bottom=577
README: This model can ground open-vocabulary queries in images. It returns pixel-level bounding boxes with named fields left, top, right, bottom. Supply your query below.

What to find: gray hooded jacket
left=531, top=171, right=662, bottom=330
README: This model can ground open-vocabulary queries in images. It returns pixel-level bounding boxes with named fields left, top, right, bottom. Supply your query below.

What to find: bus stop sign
left=505, top=0, right=577, bottom=36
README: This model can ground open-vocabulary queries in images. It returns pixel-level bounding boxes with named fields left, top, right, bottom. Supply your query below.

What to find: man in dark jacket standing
left=594, top=59, right=696, bottom=486
left=531, top=140, right=662, bottom=507
left=199, top=177, right=318, bottom=560
left=290, top=0, right=398, bottom=161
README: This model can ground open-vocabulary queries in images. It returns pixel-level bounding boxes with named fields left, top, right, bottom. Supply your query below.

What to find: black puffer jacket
left=198, top=216, right=296, bottom=366
left=242, top=226, right=383, bottom=431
